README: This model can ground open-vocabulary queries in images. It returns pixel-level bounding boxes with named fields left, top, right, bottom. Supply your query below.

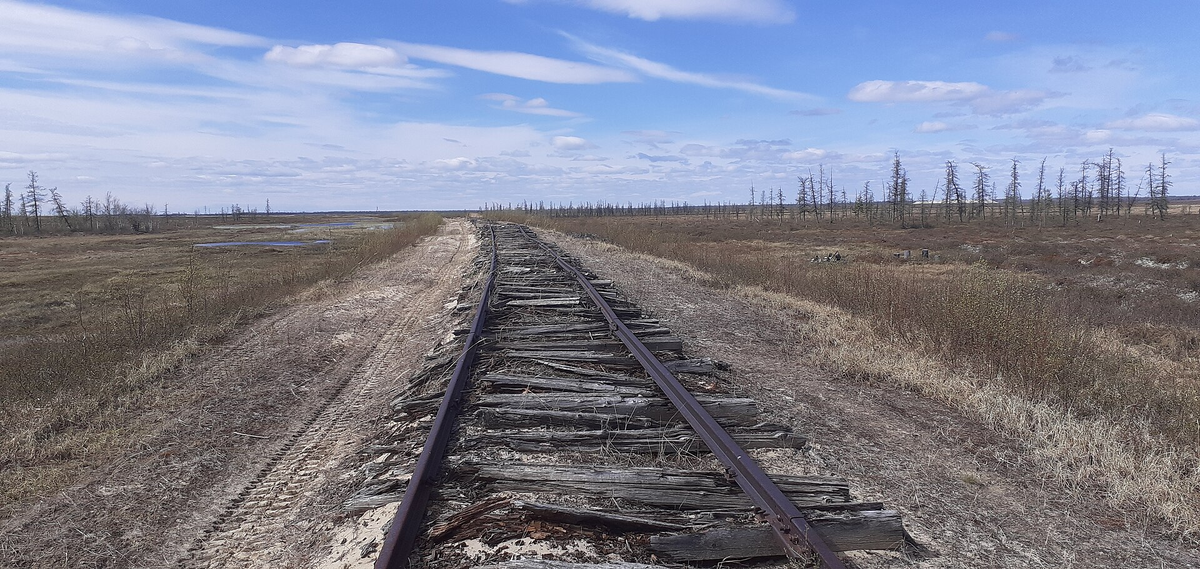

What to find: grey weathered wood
left=472, top=393, right=758, bottom=424
left=505, top=350, right=640, bottom=367
left=505, top=297, right=581, bottom=307
left=391, top=390, right=444, bottom=416
left=512, top=500, right=688, bottom=532
left=530, top=360, right=639, bottom=380
left=501, top=321, right=664, bottom=337
left=477, top=562, right=657, bottom=569
left=467, top=464, right=850, bottom=511
left=664, top=358, right=728, bottom=375
left=474, top=407, right=660, bottom=430
left=469, top=427, right=806, bottom=453
left=428, top=496, right=511, bottom=541
left=343, top=492, right=405, bottom=514
left=476, top=374, right=654, bottom=395
left=649, top=510, right=906, bottom=557
left=495, top=336, right=683, bottom=353
left=497, top=286, right=576, bottom=294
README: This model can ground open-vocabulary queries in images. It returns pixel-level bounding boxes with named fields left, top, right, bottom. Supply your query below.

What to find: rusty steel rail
left=519, top=226, right=848, bottom=569
left=375, top=225, right=498, bottom=569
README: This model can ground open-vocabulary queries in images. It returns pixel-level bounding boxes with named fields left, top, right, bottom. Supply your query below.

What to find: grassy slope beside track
left=0, top=213, right=442, bottom=508
left=494, top=212, right=1200, bottom=541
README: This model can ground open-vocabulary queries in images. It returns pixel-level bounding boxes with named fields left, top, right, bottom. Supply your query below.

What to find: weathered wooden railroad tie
left=357, top=223, right=908, bottom=568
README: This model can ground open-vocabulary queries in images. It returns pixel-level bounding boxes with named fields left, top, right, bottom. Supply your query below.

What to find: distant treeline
left=1, top=170, right=271, bottom=236
left=481, top=149, right=1177, bottom=227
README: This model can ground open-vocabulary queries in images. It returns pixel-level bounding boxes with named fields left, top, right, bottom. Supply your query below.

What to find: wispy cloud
left=479, top=93, right=582, bottom=117
left=265, top=43, right=403, bottom=68
left=848, top=80, right=1055, bottom=115
left=0, top=0, right=265, bottom=61
left=504, top=0, right=795, bottom=24
left=569, top=36, right=810, bottom=100
left=385, top=40, right=636, bottom=84
left=551, top=135, right=596, bottom=150
left=914, top=121, right=976, bottom=133
left=1105, top=113, right=1200, bottom=132
left=790, top=107, right=842, bottom=116
left=1049, top=55, right=1091, bottom=74
left=984, top=30, right=1018, bottom=42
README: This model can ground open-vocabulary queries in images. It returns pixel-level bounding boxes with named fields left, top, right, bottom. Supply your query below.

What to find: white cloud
left=265, top=43, right=404, bottom=68
left=1083, top=129, right=1113, bottom=143
left=848, top=80, right=1054, bottom=115
left=1104, top=113, right=1200, bottom=132
left=848, top=80, right=989, bottom=103
left=622, top=130, right=677, bottom=143
left=914, top=121, right=976, bottom=133
left=551, top=135, right=595, bottom=150
left=385, top=40, right=636, bottom=84
left=790, top=108, right=842, bottom=116
left=984, top=31, right=1018, bottom=42
left=0, top=0, right=265, bottom=60
left=571, top=37, right=809, bottom=100
left=479, top=93, right=582, bottom=117
left=1049, top=55, right=1091, bottom=74
left=507, top=0, right=794, bottom=24
left=782, top=148, right=828, bottom=162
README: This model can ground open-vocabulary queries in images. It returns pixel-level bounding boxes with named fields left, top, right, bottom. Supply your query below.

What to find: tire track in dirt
left=181, top=222, right=474, bottom=568
left=0, top=221, right=475, bottom=569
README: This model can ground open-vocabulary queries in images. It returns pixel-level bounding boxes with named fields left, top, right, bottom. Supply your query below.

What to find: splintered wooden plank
left=504, top=350, right=640, bottom=367
left=477, top=562, right=657, bottom=569
left=511, top=500, right=688, bottom=532
left=501, top=321, right=665, bottom=337
left=474, top=407, right=660, bottom=430
left=470, top=426, right=806, bottom=453
left=649, top=510, right=907, bottom=556
left=505, top=297, right=581, bottom=307
left=476, top=374, right=655, bottom=395
left=472, top=393, right=759, bottom=424
left=664, top=358, right=727, bottom=375
left=494, top=336, right=683, bottom=353
left=467, top=463, right=850, bottom=511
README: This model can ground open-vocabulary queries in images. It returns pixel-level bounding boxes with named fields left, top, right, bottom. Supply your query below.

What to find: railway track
left=359, top=222, right=908, bottom=568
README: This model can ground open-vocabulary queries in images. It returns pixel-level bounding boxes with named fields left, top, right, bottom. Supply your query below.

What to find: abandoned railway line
left=342, top=222, right=909, bottom=568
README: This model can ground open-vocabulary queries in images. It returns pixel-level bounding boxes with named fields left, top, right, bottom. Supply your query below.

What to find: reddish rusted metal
left=521, top=226, right=848, bottom=569
left=374, top=225, right=498, bottom=569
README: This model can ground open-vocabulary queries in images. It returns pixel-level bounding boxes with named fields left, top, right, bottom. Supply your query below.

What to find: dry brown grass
left=0, top=213, right=442, bottom=507
left=497, top=211, right=1200, bottom=540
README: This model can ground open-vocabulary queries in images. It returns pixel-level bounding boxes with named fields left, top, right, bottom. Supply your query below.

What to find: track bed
left=360, top=223, right=909, bottom=567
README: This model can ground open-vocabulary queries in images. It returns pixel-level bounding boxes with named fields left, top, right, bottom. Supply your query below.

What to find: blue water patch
left=194, top=240, right=332, bottom=248
left=296, top=222, right=357, bottom=227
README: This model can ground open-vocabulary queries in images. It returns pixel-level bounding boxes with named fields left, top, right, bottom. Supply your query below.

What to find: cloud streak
left=848, top=80, right=1055, bottom=115
left=506, top=0, right=795, bottom=24
left=385, top=40, right=636, bottom=84
left=480, top=93, right=583, bottom=117
left=1105, top=113, right=1200, bottom=132
left=570, top=36, right=810, bottom=100
left=265, top=43, right=404, bottom=68
left=0, top=0, right=265, bottom=61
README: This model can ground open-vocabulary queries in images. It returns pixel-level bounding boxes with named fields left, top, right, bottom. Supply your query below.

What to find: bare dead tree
left=971, top=163, right=989, bottom=219
left=49, top=186, right=72, bottom=231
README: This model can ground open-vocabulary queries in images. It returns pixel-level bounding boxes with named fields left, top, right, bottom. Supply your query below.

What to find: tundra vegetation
left=486, top=151, right=1200, bottom=540
left=0, top=176, right=442, bottom=507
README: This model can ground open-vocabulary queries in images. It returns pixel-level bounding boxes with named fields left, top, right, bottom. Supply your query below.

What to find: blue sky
left=1, top=0, right=1197, bottom=211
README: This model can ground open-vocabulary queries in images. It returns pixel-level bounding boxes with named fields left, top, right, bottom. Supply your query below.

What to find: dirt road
left=0, top=220, right=475, bottom=568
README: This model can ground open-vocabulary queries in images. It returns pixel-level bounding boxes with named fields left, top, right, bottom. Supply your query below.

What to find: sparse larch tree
left=971, top=163, right=989, bottom=219
left=24, top=170, right=44, bottom=232
left=2, top=183, right=12, bottom=234
left=1150, top=153, right=1170, bottom=220
left=49, top=186, right=72, bottom=231
left=1004, top=158, right=1021, bottom=226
